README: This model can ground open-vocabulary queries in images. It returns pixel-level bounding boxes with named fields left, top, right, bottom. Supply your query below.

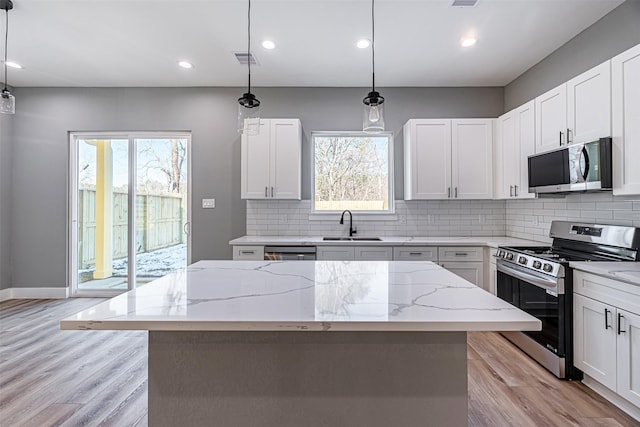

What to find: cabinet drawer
left=233, top=245, right=265, bottom=260
left=355, top=247, right=393, bottom=261
left=393, top=247, right=438, bottom=261
left=574, top=271, right=640, bottom=316
left=317, top=246, right=355, bottom=261
left=438, top=246, right=483, bottom=262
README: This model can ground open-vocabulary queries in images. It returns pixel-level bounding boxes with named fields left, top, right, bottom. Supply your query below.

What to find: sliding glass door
left=69, top=133, right=191, bottom=296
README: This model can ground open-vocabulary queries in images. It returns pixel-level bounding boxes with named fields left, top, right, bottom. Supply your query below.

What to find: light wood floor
left=1, top=299, right=638, bottom=427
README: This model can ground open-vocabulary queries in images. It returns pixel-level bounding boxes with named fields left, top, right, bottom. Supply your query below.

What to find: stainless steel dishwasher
left=264, top=246, right=317, bottom=260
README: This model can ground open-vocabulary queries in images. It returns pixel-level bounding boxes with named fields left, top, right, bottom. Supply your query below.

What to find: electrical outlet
left=399, top=215, right=407, bottom=224
left=202, top=198, right=215, bottom=209
left=279, top=214, right=288, bottom=224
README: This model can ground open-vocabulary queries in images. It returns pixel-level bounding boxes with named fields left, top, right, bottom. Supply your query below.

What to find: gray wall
left=9, top=86, right=503, bottom=289
left=0, top=111, right=13, bottom=290
left=505, top=0, right=640, bottom=111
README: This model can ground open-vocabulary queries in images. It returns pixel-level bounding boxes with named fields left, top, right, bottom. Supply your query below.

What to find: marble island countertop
left=569, top=261, right=640, bottom=286
left=61, top=260, right=541, bottom=332
left=229, top=235, right=548, bottom=248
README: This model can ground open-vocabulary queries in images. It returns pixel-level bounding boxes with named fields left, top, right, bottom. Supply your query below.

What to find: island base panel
left=149, top=331, right=468, bottom=427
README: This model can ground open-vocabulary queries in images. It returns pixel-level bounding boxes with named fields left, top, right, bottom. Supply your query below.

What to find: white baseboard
left=583, top=375, right=640, bottom=421
left=0, top=287, right=69, bottom=301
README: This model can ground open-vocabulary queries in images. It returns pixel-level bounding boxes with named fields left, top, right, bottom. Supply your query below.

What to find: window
left=312, top=132, right=394, bottom=213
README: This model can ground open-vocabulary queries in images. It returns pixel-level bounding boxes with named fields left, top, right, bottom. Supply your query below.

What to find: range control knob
left=543, top=263, right=553, bottom=273
left=518, top=256, right=528, bottom=265
left=506, top=253, right=514, bottom=261
left=532, top=260, right=542, bottom=269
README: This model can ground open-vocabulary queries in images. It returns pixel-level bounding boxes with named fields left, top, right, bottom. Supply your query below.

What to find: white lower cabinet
left=232, top=245, right=265, bottom=260
left=440, top=262, right=484, bottom=287
left=317, top=246, right=393, bottom=261
left=483, top=247, right=497, bottom=295
left=438, top=247, right=484, bottom=288
left=574, top=270, right=640, bottom=412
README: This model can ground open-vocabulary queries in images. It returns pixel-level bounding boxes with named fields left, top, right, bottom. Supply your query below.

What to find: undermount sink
left=322, top=237, right=382, bottom=241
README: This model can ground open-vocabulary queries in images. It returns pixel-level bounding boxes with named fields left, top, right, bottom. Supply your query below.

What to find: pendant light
left=237, top=0, right=260, bottom=135
left=0, top=0, right=15, bottom=115
left=363, top=0, right=384, bottom=133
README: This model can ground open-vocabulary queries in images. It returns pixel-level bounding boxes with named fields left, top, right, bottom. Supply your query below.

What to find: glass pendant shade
left=237, top=92, right=261, bottom=136
left=363, top=91, right=384, bottom=134
left=0, top=89, right=14, bottom=114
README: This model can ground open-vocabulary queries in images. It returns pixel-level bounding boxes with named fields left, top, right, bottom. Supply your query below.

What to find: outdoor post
left=94, top=139, right=113, bottom=279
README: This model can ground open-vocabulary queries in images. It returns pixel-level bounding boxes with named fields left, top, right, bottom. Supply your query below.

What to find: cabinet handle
left=454, top=252, right=468, bottom=256
left=448, top=187, right=451, bottom=198
left=605, top=308, right=611, bottom=329
left=409, top=252, right=423, bottom=256
left=567, top=128, right=572, bottom=144
left=271, top=186, right=274, bottom=197
left=559, top=131, right=563, bottom=146
left=265, top=186, right=268, bottom=197
left=240, top=250, right=255, bottom=255
left=510, top=185, right=514, bottom=197
left=455, top=187, right=458, bottom=198
left=618, top=313, right=626, bottom=335
left=514, top=185, right=518, bottom=197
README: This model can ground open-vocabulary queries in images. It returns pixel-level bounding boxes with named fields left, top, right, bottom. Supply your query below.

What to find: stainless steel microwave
left=528, top=137, right=612, bottom=194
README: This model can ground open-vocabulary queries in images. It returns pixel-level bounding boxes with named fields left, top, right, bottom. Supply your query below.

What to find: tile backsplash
left=247, top=200, right=507, bottom=237
left=506, top=193, right=640, bottom=243
left=247, top=193, right=640, bottom=242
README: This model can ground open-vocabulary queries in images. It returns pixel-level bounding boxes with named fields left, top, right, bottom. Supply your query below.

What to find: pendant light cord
left=247, top=0, right=251, bottom=94
left=3, top=7, right=8, bottom=92
left=371, top=0, right=375, bottom=92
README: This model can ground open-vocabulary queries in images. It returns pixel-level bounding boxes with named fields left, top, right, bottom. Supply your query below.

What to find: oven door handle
left=497, top=261, right=562, bottom=294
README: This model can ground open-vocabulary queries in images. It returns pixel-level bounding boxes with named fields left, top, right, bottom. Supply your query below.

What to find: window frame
left=310, top=131, right=395, bottom=219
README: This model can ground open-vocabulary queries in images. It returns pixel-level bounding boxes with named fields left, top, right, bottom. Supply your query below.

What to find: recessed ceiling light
left=178, top=61, right=194, bottom=69
left=460, top=37, right=477, bottom=47
left=357, top=39, right=371, bottom=49
left=261, top=40, right=276, bottom=50
left=5, top=61, right=22, bottom=69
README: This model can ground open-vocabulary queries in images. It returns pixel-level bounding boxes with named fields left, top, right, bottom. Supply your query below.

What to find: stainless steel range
left=496, top=221, right=640, bottom=380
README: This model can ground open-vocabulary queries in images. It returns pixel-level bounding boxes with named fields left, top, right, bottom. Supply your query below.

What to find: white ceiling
left=2, top=0, right=624, bottom=88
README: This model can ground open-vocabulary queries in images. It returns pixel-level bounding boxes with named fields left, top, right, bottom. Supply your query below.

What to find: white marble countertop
left=61, top=260, right=541, bottom=332
left=229, top=235, right=547, bottom=249
left=569, top=261, right=640, bottom=286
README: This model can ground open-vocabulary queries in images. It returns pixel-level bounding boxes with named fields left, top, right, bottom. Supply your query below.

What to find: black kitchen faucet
left=340, top=210, right=357, bottom=237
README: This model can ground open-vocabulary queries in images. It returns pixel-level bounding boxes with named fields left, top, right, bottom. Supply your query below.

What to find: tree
left=137, top=139, right=187, bottom=194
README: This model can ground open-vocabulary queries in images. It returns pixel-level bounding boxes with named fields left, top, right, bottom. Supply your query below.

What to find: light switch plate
left=202, top=198, right=215, bottom=209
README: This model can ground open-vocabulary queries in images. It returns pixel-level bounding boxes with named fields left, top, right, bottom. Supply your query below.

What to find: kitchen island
left=61, top=260, right=540, bottom=427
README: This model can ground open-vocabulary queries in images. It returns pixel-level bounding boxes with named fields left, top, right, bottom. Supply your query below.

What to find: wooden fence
left=78, top=190, right=185, bottom=269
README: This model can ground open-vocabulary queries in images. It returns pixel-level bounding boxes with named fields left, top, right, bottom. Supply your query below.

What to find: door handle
left=265, top=186, right=268, bottom=197
left=559, top=131, right=563, bottom=146
left=271, top=186, right=274, bottom=198
left=567, top=128, right=572, bottom=144
left=448, top=187, right=451, bottom=198
left=183, top=222, right=191, bottom=235
left=510, top=185, right=514, bottom=197
left=455, top=187, right=458, bottom=198
left=618, top=313, right=626, bottom=335
left=605, top=308, right=611, bottom=329
left=514, top=185, right=518, bottom=197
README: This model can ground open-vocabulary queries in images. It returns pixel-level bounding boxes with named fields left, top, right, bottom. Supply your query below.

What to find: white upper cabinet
left=404, top=119, right=493, bottom=200
left=403, top=119, right=452, bottom=200
left=567, top=61, right=611, bottom=145
left=535, top=83, right=567, bottom=153
left=241, top=118, right=302, bottom=200
left=495, top=101, right=536, bottom=199
left=535, top=60, right=611, bottom=153
left=612, top=43, right=640, bottom=195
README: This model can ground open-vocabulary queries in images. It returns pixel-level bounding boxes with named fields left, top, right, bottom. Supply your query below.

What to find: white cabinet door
left=535, top=83, right=567, bottom=153
left=616, top=308, right=640, bottom=407
left=441, top=262, right=483, bottom=287
left=403, top=119, right=451, bottom=200
left=488, top=257, right=497, bottom=295
left=270, top=119, right=302, bottom=199
left=514, top=101, right=536, bottom=199
left=354, top=247, right=393, bottom=261
left=612, top=43, right=640, bottom=195
left=452, top=119, right=493, bottom=199
left=567, top=61, right=611, bottom=145
left=574, top=294, right=617, bottom=392
left=317, top=246, right=355, bottom=261
left=241, top=120, right=271, bottom=199
left=495, top=111, right=516, bottom=199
